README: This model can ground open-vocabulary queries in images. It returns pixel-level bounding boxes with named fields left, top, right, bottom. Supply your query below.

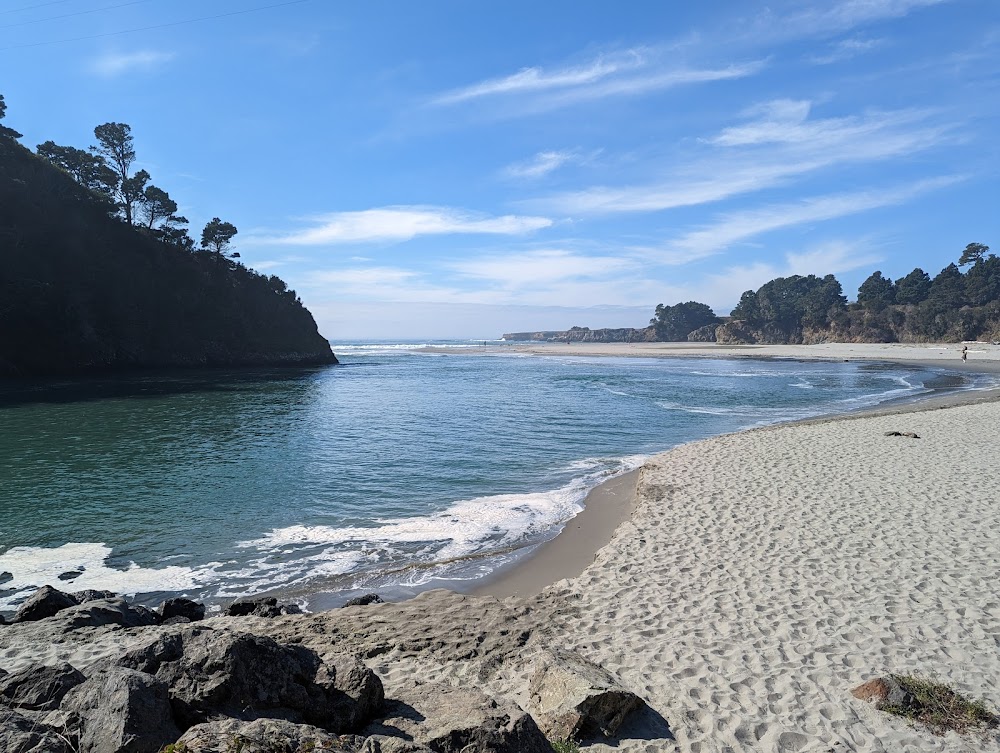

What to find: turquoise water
left=0, top=346, right=988, bottom=611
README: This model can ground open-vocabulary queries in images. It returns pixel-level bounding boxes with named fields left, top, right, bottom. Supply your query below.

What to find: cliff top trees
left=0, top=93, right=23, bottom=140
left=894, top=268, right=931, bottom=305
left=959, top=243, right=991, bottom=267
left=650, top=301, right=718, bottom=341
left=201, top=218, right=238, bottom=256
left=858, top=271, right=896, bottom=310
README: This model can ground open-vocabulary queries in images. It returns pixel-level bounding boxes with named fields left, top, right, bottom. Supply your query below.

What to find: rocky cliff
left=502, top=326, right=658, bottom=343
left=0, top=137, right=337, bottom=376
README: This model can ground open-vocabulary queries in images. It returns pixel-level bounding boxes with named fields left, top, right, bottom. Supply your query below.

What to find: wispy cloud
left=89, top=50, right=175, bottom=77
left=781, top=0, right=948, bottom=36
left=534, top=102, right=952, bottom=215
left=502, top=150, right=597, bottom=179
left=432, top=49, right=648, bottom=104
left=256, top=206, right=553, bottom=245
left=450, top=249, right=636, bottom=287
left=662, top=175, right=963, bottom=262
left=431, top=46, right=765, bottom=111
left=809, top=36, right=885, bottom=65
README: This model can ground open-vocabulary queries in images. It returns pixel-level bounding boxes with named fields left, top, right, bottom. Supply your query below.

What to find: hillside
left=0, top=134, right=337, bottom=376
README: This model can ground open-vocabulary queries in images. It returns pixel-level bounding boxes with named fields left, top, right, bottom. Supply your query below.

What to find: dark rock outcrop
left=175, top=718, right=358, bottom=753
left=61, top=667, right=180, bottom=753
left=11, top=586, right=78, bottom=623
left=686, top=324, right=718, bottom=342
left=0, top=663, right=85, bottom=711
left=527, top=649, right=644, bottom=740
left=159, top=598, right=205, bottom=623
left=0, top=707, right=73, bottom=753
left=115, top=628, right=383, bottom=732
left=224, top=596, right=300, bottom=618
left=343, top=594, right=384, bottom=608
left=52, top=598, right=160, bottom=631
left=365, top=682, right=551, bottom=753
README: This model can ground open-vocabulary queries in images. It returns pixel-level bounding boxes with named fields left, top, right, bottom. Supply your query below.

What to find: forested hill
left=0, top=111, right=336, bottom=376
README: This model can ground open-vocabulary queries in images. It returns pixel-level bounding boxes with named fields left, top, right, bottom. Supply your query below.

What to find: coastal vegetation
left=0, top=94, right=336, bottom=376
left=506, top=244, right=997, bottom=345
left=879, top=675, right=998, bottom=735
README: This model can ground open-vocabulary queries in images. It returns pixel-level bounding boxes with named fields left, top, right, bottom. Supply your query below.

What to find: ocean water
left=0, top=344, right=990, bottom=612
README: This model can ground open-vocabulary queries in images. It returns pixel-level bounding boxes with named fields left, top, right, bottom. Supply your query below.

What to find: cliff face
left=502, top=326, right=658, bottom=343
left=0, top=138, right=337, bottom=376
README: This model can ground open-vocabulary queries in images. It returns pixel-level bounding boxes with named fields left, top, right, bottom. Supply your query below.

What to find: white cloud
left=450, top=249, right=636, bottom=287
left=433, top=49, right=649, bottom=104
left=89, top=50, right=175, bottom=77
left=535, top=104, right=952, bottom=216
left=431, top=45, right=765, bottom=112
left=503, top=151, right=577, bottom=179
left=664, top=175, right=963, bottom=262
left=809, top=36, right=885, bottom=64
left=783, top=0, right=948, bottom=36
left=257, top=206, right=553, bottom=245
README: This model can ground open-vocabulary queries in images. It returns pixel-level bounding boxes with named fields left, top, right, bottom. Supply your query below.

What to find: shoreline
left=456, top=343, right=1000, bottom=601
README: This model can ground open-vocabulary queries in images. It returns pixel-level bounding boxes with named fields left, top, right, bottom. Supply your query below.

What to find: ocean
left=0, top=343, right=990, bottom=613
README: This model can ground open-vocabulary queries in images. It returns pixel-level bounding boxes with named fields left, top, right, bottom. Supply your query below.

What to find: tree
left=201, top=218, right=238, bottom=256
left=138, top=184, right=178, bottom=230
left=928, top=263, right=966, bottom=307
left=0, top=93, right=23, bottom=140
left=959, top=242, right=990, bottom=267
left=894, top=268, right=931, bottom=305
left=91, top=122, right=139, bottom=223
left=650, top=301, right=718, bottom=340
left=730, top=290, right=760, bottom=322
left=801, top=274, right=847, bottom=328
left=857, top=271, right=896, bottom=310
left=119, top=169, right=151, bottom=228
left=36, top=141, right=117, bottom=196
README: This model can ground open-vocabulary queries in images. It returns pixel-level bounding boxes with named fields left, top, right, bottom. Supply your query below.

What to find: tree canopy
left=201, top=218, right=239, bottom=255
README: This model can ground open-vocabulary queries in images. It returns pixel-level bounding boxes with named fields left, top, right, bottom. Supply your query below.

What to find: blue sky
left=3, top=0, right=998, bottom=339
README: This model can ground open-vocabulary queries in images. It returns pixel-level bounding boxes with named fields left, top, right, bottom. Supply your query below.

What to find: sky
left=2, top=0, right=999, bottom=339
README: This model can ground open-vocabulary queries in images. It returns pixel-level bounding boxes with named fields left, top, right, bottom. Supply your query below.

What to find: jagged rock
left=72, top=589, right=118, bottom=604
left=884, top=431, right=921, bottom=439
left=0, top=707, right=73, bottom=753
left=51, top=598, right=160, bottom=631
left=0, top=614, right=5, bottom=626
left=851, top=677, right=917, bottom=710
left=365, top=682, right=551, bottom=753
left=360, top=736, right=434, bottom=752
left=686, top=324, right=718, bottom=342
left=344, top=594, right=384, bottom=608
left=0, top=572, right=12, bottom=584
left=116, top=628, right=383, bottom=732
left=162, top=615, right=191, bottom=626
left=229, top=596, right=282, bottom=617
left=175, top=718, right=358, bottom=752
left=0, top=663, right=85, bottom=711
left=319, top=653, right=386, bottom=731
left=159, top=597, right=205, bottom=622
left=11, top=586, right=78, bottom=623
left=57, top=571, right=82, bottom=581
left=527, top=649, right=644, bottom=740
left=61, top=667, right=180, bottom=753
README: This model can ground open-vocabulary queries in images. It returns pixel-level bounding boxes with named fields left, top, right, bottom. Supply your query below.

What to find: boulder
left=364, top=682, right=551, bottom=753
left=0, top=707, right=73, bottom=753
left=0, top=663, right=85, bottom=711
left=62, top=667, right=180, bottom=753
left=360, top=736, right=434, bottom=752
left=0, top=571, right=12, bottom=584
left=162, top=615, right=192, bottom=626
left=343, top=594, right=384, bottom=608
left=51, top=598, right=160, bottom=630
left=851, top=677, right=916, bottom=710
left=224, top=596, right=299, bottom=618
left=527, top=648, right=645, bottom=740
left=686, top=324, right=718, bottom=343
left=319, top=653, right=386, bottom=731
left=174, top=718, right=357, bottom=752
left=11, top=586, right=78, bottom=623
left=116, top=628, right=383, bottom=732
left=71, top=589, right=118, bottom=604
left=158, top=597, right=205, bottom=622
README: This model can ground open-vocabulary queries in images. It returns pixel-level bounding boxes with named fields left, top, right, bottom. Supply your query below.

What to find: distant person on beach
left=962, top=345, right=968, bottom=362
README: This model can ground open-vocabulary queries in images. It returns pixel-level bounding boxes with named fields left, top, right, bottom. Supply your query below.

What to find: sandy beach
left=2, top=343, right=999, bottom=752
